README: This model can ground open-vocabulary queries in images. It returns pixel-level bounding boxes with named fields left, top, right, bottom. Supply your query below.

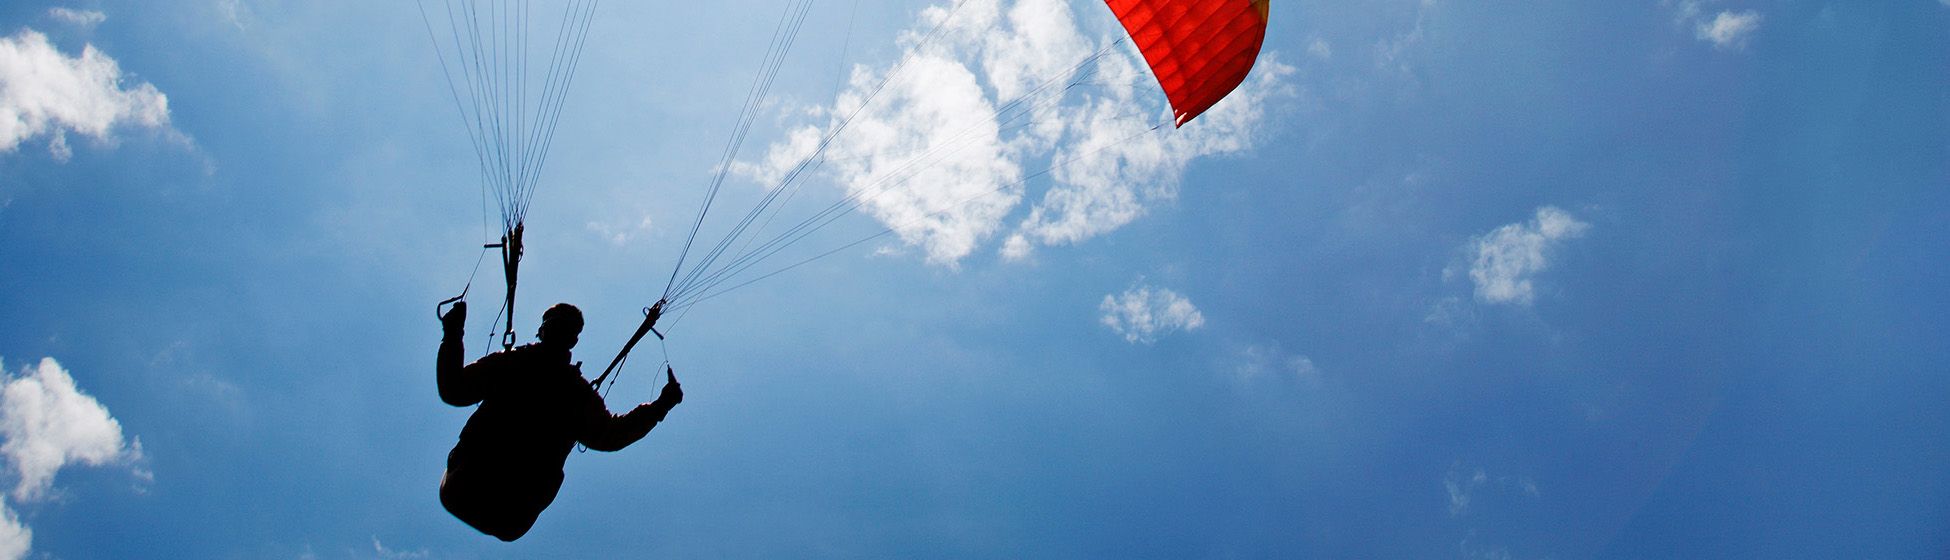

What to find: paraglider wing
left=1103, top=0, right=1269, bottom=127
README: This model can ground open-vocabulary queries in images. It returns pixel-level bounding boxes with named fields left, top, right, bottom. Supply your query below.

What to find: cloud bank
left=1464, top=206, right=1589, bottom=306
left=740, top=0, right=1290, bottom=266
left=0, top=357, right=143, bottom=560
left=1100, top=280, right=1205, bottom=344
left=0, top=28, right=172, bottom=161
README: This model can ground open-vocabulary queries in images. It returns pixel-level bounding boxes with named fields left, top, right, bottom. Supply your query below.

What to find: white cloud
left=587, top=213, right=656, bottom=246
left=1671, top=0, right=1702, bottom=24
left=372, top=537, right=431, bottom=559
left=1696, top=10, right=1762, bottom=49
left=1375, top=0, right=1436, bottom=75
left=47, top=8, right=106, bottom=29
left=0, top=28, right=173, bottom=160
left=1464, top=206, right=1589, bottom=306
left=0, top=506, right=24, bottom=560
left=1669, top=3, right=1762, bottom=50
left=0, top=357, right=142, bottom=560
left=0, top=357, right=142, bottom=502
left=1445, top=464, right=1541, bottom=518
left=1459, top=539, right=1515, bottom=560
left=1447, top=464, right=1546, bottom=559
left=1100, top=280, right=1205, bottom=344
left=1445, top=466, right=1486, bottom=517
left=739, top=0, right=1290, bottom=266
left=1424, top=295, right=1469, bottom=326
left=823, top=54, right=1022, bottom=266
left=1007, top=57, right=1292, bottom=259
left=46, top=129, right=70, bottom=161
left=1236, top=344, right=1319, bottom=383
left=1307, top=36, right=1332, bottom=61
left=218, top=0, right=253, bottom=31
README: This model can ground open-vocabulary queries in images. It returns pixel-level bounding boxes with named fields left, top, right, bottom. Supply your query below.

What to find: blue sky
left=0, top=0, right=1946, bottom=558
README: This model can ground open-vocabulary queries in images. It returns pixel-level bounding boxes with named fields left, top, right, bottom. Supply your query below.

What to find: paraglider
left=435, top=302, right=684, bottom=541
left=420, top=0, right=694, bottom=541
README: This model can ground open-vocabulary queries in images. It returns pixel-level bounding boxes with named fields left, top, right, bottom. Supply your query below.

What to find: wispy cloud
left=588, top=213, right=657, bottom=246
left=1235, top=343, right=1319, bottom=383
left=739, top=0, right=1290, bottom=266
left=0, top=358, right=144, bottom=560
left=1461, top=206, right=1589, bottom=306
left=1446, top=464, right=1546, bottom=559
left=1445, top=463, right=1541, bottom=518
left=1670, top=0, right=1702, bottom=24
left=1100, top=279, right=1205, bottom=344
left=1306, top=36, right=1332, bottom=61
left=217, top=0, right=253, bottom=31
left=372, top=537, right=431, bottom=559
left=1375, top=0, right=1436, bottom=75
left=1445, top=466, right=1487, bottom=516
left=1695, top=10, right=1761, bottom=49
left=46, top=8, right=106, bottom=29
left=0, top=29, right=174, bottom=161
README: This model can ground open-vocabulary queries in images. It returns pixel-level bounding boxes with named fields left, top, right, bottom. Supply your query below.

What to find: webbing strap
left=592, top=300, right=664, bottom=390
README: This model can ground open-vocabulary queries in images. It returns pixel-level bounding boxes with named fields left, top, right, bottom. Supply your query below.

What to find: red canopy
left=1103, top=0, right=1270, bottom=127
